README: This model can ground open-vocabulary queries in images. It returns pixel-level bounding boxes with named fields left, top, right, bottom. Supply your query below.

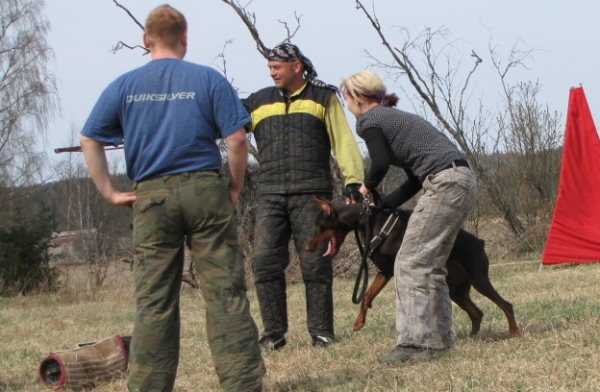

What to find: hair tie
left=374, top=90, right=386, bottom=101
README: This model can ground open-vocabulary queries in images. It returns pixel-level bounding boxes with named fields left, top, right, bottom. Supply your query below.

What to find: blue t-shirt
left=81, top=58, right=250, bottom=182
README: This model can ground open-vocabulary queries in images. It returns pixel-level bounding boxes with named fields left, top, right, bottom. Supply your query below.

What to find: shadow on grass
left=456, top=317, right=567, bottom=342
left=467, top=330, right=519, bottom=342
left=453, top=327, right=511, bottom=341
left=520, top=319, right=567, bottom=334
left=270, top=368, right=368, bottom=391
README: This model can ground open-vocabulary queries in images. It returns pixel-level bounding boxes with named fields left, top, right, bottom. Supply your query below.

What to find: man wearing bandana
left=242, top=43, right=364, bottom=350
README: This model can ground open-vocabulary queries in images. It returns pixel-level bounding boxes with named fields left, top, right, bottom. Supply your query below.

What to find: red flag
left=542, top=87, right=600, bottom=264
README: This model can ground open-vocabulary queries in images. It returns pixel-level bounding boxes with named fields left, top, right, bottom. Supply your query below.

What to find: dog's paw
left=353, top=319, right=366, bottom=332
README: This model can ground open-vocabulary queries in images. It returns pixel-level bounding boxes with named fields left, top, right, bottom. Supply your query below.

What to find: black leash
left=352, top=198, right=371, bottom=304
left=351, top=190, right=400, bottom=304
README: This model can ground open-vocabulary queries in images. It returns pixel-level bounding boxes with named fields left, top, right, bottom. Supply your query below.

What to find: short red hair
left=144, top=4, right=187, bottom=49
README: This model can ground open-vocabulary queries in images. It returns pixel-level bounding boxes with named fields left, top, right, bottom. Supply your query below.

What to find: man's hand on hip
left=106, top=191, right=137, bottom=208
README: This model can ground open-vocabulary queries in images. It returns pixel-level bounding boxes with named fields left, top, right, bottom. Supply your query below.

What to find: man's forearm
left=225, top=128, right=248, bottom=194
left=80, top=135, right=117, bottom=200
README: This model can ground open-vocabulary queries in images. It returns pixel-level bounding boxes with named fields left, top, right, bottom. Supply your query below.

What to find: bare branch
left=213, top=40, right=241, bottom=91
left=111, top=0, right=144, bottom=30
left=213, top=40, right=233, bottom=79
left=355, top=1, right=485, bottom=159
left=278, top=11, right=302, bottom=42
left=355, top=2, right=434, bottom=110
left=457, top=50, right=482, bottom=124
left=358, top=1, right=456, bottom=141
left=109, top=0, right=149, bottom=54
left=111, top=41, right=149, bottom=55
left=220, top=0, right=270, bottom=59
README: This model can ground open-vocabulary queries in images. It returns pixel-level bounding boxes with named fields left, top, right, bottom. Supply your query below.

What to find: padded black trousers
left=251, top=193, right=335, bottom=339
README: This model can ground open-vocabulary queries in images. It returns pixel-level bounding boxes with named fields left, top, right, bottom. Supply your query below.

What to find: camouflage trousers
left=394, top=166, right=478, bottom=349
left=128, top=171, right=265, bottom=392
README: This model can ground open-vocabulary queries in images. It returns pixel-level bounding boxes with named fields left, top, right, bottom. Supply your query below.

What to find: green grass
left=2, top=261, right=600, bottom=391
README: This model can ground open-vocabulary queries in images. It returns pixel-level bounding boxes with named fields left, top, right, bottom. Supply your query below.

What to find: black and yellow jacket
left=243, top=82, right=364, bottom=195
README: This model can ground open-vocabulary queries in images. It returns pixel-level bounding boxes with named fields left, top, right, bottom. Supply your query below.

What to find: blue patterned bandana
left=268, top=43, right=337, bottom=92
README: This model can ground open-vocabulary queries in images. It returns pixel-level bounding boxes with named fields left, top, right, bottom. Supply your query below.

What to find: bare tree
left=0, top=0, right=58, bottom=204
left=493, top=78, right=562, bottom=254
left=54, top=128, right=134, bottom=289
left=351, top=1, right=564, bottom=253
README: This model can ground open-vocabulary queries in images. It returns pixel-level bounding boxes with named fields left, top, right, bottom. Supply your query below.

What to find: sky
left=43, top=0, right=600, bottom=170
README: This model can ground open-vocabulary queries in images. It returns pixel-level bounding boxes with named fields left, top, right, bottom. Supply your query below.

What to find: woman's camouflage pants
left=394, top=166, right=478, bottom=350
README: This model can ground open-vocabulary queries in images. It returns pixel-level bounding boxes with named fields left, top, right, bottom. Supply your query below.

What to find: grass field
left=1, top=261, right=600, bottom=391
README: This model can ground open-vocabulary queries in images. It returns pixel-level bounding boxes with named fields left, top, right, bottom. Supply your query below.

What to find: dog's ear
left=314, top=197, right=334, bottom=216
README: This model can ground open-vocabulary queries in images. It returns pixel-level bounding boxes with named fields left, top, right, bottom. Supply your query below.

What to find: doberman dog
left=306, top=197, right=521, bottom=338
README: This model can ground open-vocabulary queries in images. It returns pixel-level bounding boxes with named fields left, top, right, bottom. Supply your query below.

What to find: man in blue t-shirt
left=80, top=5, right=264, bottom=392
